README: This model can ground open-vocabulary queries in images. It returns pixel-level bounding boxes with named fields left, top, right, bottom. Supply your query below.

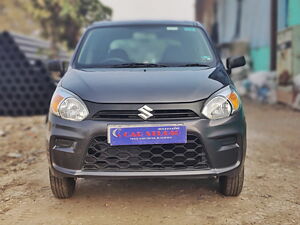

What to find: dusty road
left=0, top=100, right=299, bottom=225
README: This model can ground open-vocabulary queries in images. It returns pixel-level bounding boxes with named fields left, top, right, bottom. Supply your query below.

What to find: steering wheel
left=101, top=58, right=128, bottom=64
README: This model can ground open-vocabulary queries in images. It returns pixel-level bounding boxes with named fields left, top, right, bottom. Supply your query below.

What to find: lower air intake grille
left=82, top=134, right=209, bottom=171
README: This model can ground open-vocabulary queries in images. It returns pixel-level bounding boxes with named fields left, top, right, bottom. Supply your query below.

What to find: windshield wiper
left=177, top=63, right=210, bottom=67
left=109, top=63, right=168, bottom=68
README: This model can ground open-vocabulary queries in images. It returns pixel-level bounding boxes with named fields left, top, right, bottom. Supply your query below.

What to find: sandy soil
left=0, top=100, right=299, bottom=225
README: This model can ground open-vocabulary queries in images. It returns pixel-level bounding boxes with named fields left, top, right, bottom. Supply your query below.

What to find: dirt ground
left=0, top=100, right=299, bottom=225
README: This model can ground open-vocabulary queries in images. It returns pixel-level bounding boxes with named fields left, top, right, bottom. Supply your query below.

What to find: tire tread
left=49, top=169, right=76, bottom=199
left=219, top=166, right=244, bottom=196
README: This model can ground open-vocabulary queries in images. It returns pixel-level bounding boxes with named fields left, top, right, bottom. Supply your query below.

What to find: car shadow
left=73, top=178, right=220, bottom=200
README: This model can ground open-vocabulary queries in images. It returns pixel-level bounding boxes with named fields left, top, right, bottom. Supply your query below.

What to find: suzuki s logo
left=138, top=105, right=153, bottom=120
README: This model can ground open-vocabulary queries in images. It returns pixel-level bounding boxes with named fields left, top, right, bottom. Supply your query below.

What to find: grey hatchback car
left=47, top=20, right=246, bottom=198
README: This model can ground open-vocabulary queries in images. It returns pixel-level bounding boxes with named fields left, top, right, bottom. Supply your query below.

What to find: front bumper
left=52, top=162, right=241, bottom=178
left=47, top=111, right=246, bottom=178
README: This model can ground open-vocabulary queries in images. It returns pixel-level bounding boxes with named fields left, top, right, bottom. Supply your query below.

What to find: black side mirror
left=226, top=56, right=246, bottom=74
left=47, top=60, right=69, bottom=76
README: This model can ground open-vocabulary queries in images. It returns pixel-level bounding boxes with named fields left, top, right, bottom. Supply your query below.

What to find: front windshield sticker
left=166, top=27, right=179, bottom=31
left=201, top=56, right=212, bottom=61
left=184, top=27, right=196, bottom=32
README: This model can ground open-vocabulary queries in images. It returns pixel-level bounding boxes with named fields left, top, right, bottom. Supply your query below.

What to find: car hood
left=61, top=67, right=229, bottom=103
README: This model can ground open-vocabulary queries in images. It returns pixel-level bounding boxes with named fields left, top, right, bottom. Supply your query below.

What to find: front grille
left=92, top=109, right=199, bottom=121
left=82, top=134, right=209, bottom=171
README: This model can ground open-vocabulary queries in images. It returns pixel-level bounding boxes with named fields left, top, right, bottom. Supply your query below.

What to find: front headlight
left=202, top=86, right=240, bottom=120
left=50, top=87, right=89, bottom=121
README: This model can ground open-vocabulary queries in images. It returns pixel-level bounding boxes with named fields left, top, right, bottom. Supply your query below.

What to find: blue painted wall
left=250, top=47, right=271, bottom=71
left=288, top=0, right=300, bottom=26
left=278, top=0, right=288, bottom=30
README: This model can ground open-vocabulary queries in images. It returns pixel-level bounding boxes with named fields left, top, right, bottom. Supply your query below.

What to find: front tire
left=49, top=169, right=76, bottom=199
left=219, top=165, right=244, bottom=196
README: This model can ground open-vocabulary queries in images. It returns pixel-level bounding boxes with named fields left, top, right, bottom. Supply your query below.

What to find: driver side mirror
left=47, top=60, right=69, bottom=76
left=226, top=56, right=246, bottom=75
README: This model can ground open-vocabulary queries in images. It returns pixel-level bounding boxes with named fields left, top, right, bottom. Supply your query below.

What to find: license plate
left=107, top=124, right=187, bottom=146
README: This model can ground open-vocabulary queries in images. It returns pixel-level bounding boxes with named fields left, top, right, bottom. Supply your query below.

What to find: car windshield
left=75, top=25, right=216, bottom=68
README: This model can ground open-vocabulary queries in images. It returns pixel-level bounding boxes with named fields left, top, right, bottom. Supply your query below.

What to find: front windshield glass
left=75, top=25, right=216, bottom=68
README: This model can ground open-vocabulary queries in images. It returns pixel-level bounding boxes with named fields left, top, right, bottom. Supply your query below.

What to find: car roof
left=89, top=20, right=204, bottom=29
